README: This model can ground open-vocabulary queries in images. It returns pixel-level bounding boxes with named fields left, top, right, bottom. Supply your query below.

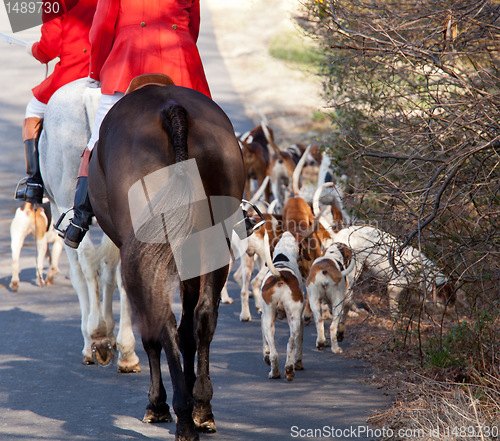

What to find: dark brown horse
left=88, top=85, right=245, bottom=441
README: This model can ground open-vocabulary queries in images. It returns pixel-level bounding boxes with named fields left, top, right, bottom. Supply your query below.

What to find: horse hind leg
left=116, top=262, right=140, bottom=373
left=98, top=240, right=140, bottom=373
left=141, top=337, right=172, bottom=423
left=65, top=245, right=94, bottom=363
left=191, top=268, right=228, bottom=434
left=79, top=238, right=115, bottom=367
left=160, top=312, right=198, bottom=441
left=178, top=277, right=200, bottom=396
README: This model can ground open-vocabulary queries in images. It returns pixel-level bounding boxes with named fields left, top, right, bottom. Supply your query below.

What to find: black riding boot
left=62, top=176, right=94, bottom=249
left=15, top=117, right=44, bottom=204
left=57, top=147, right=94, bottom=249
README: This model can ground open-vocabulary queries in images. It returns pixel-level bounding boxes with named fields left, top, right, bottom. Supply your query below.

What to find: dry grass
left=340, top=279, right=500, bottom=440
left=368, top=373, right=500, bottom=440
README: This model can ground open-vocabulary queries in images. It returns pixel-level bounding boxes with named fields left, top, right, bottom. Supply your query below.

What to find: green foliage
left=268, top=31, right=324, bottom=67
left=426, top=310, right=499, bottom=370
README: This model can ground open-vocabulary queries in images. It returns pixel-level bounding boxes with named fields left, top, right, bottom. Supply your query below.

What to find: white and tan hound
left=331, top=225, right=460, bottom=314
left=306, top=243, right=356, bottom=353
left=10, top=201, right=63, bottom=291
left=260, top=231, right=304, bottom=381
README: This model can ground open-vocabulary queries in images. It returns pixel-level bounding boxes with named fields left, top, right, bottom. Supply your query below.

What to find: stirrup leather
left=68, top=218, right=89, bottom=233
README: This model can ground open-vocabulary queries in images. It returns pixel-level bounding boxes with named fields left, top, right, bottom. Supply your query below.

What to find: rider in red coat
left=61, top=0, right=212, bottom=248
left=16, top=0, right=98, bottom=204
left=88, top=0, right=210, bottom=97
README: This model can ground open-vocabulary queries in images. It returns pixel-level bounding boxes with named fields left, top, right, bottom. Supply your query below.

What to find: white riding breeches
left=25, top=97, right=47, bottom=119
left=87, top=92, right=124, bottom=151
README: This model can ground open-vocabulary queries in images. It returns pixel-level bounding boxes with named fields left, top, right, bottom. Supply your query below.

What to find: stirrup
left=243, top=200, right=266, bottom=231
left=234, top=200, right=266, bottom=239
left=54, top=208, right=73, bottom=238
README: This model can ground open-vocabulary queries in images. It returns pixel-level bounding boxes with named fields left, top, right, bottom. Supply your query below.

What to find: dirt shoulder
left=206, top=0, right=327, bottom=145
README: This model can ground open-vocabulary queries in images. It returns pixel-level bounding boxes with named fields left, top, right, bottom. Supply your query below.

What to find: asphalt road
left=0, top=3, right=390, bottom=441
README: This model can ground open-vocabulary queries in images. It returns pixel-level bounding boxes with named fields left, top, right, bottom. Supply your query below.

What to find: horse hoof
left=193, top=405, right=216, bottom=434
left=9, top=281, right=18, bottom=292
left=294, top=360, right=304, bottom=371
left=175, top=424, right=200, bottom=441
left=117, top=363, right=141, bottom=373
left=142, top=403, right=172, bottom=423
left=285, top=365, right=295, bottom=381
left=91, top=341, right=115, bottom=368
left=221, top=297, right=234, bottom=304
left=194, top=418, right=216, bottom=434
left=317, top=340, right=330, bottom=350
left=239, top=315, right=251, bottom=322
left=196, top=421, right=216, bottom=434
left=269, top=371, right=281, bottom=379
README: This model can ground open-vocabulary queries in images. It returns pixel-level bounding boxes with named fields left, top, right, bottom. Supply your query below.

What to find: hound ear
left=331, top=206, right=343, bottom=232
left=300, top=241, right=312, bottom=261
left=433, top=281, right=457, bottom=307
left=338, top=243, right=353, bottom=266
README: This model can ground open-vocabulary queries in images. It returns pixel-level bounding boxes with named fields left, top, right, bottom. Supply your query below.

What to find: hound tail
left=292, top=144, right=312, bottom=196
left=264, top=231, right=281, bottom=278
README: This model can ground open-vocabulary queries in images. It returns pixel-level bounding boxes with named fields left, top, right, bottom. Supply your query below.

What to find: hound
left=259, top=124, right=299, bottom=212
left=10, top=201, right=63, bottom=291
left=220, top=176, right=271, bottom=307
left=331, top=225, right=459, bottom=314
left=306, top=243, right=356, bottom=353
left=282, top=195, right=325, bottom=279
left=239, top=126, right=272, bottom=202
left=261, top=231, right=304, bottom=381
left=236, top=212, right=283, bottom=321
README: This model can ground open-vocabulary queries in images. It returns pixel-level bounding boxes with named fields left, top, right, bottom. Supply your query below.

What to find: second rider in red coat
left=15, top=0, right=98, bottom=204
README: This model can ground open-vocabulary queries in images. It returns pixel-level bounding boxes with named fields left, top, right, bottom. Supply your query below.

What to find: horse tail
left=121, top=99, right=197, bottom=340
left=156, top=98, right=196, bottom=265
left=160, top=99, right=189, bottom=164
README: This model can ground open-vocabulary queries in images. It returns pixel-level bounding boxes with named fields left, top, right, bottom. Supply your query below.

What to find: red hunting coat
left=32, top=0, right=98, bottom=104
left=89, top=0, right=211, bottom=98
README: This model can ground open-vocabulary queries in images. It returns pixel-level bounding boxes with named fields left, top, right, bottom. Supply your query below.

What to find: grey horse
left=39, top=78, right=140, bottom=372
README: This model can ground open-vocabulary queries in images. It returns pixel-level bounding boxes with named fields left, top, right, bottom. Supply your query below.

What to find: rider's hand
left=86, top=76, right=101, bottom=89
left=25, top=41, right=37, bottom=57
